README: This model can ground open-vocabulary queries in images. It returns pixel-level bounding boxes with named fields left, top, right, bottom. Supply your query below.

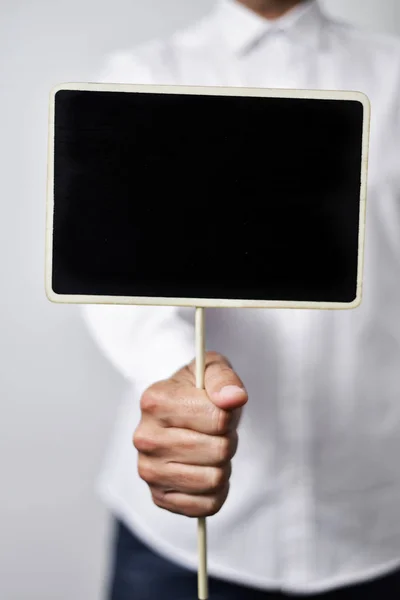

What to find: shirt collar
left=214, top=0, right=327, bottom=55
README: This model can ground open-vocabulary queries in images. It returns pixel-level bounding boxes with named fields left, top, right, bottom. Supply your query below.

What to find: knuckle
left=133, top=427, right=158, bottom=454
left=216, top=436, right=230, bottom=463
left=140, top=385, right=165, bottom=415
left=214, top=408, right=232, bottom=435
left=209, top=482, right=230, bottom=516
left=216, top=434, right=237, bottom=463
left=154, top=498, right=165, bottom=510
left=151, top=489, right=166, bottom=510
left=137, top=456, right=158, bottom=485
left=209, top=466, right=228, bottom=491
left=205, top=495, right=224, bottom=517
left=151, top=495, right=163, bottom=509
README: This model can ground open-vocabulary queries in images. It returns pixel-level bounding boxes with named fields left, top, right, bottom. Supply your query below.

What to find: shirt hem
left=100, top=482, right=400, bottom=594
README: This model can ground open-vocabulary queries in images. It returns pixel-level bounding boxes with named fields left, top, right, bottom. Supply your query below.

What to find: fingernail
left=219, top=385, right=246, bottom=400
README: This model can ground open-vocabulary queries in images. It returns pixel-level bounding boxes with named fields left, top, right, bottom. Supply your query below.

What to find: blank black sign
left=48, top=86, right=368, bottom=307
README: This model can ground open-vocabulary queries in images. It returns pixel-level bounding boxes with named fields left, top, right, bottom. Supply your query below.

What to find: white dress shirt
left=82, top=0, right=400, bottom=594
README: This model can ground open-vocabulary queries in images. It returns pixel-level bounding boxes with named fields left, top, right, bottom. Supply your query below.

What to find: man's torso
left=97, top=1, right=400, bottom=593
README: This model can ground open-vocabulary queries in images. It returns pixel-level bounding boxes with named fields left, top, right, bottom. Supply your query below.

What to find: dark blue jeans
left=108, top=520, right=400, bottom=600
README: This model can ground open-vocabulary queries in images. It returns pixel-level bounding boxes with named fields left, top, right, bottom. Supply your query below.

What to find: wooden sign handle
left=195, top=307, right=208, bottom=599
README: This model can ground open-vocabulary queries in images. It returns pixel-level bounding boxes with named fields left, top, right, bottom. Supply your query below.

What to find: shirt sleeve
left=82, top=304, right=196, bottom=389
left=81, top=50, right=196, bottom=390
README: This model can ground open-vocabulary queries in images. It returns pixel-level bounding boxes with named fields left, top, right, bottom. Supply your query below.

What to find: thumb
left=203, top=352, right=248, bottom=410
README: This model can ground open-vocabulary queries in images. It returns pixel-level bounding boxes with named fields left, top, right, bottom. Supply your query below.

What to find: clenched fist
left=133, top=352, right=248, bottom=518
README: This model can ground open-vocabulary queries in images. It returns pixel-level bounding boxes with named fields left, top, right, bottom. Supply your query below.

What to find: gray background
left=1, top=1, right=399, bottom=599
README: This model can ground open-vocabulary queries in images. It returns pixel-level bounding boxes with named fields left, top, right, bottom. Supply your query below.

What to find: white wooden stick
left=195, top=307, right=208, bottom=599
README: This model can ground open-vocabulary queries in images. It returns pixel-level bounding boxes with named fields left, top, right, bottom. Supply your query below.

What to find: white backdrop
left=1, top=1, right=399, bottom=599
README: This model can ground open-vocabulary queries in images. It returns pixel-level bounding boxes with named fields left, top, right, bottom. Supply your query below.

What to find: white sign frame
left=46, top=83, right=370, bottom=310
